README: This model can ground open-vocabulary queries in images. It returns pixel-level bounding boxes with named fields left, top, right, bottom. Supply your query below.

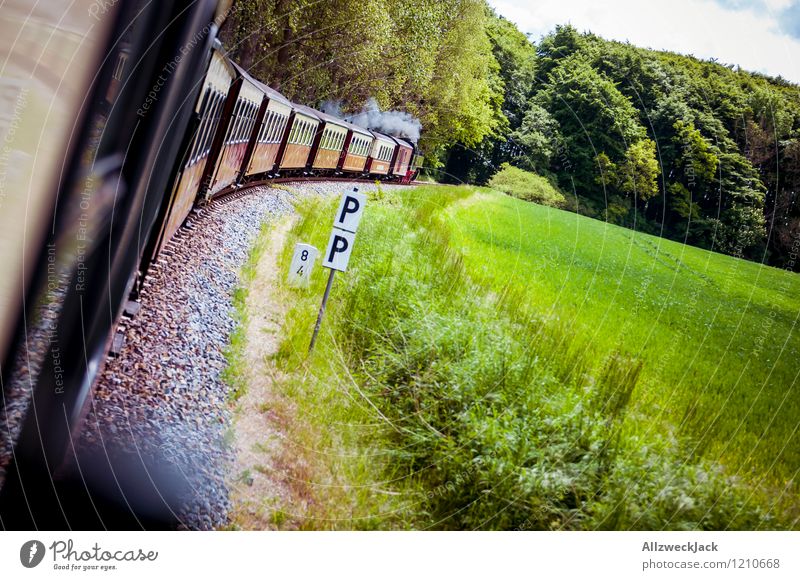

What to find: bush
left=488, top=163, right=566, bottom=207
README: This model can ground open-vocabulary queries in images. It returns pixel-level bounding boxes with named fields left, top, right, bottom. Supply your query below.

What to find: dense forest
left=221, top=0, right=800, bottom=269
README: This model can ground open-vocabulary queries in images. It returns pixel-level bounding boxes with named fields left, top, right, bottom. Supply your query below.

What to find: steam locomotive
left=0, top=0, right=420, bottom=528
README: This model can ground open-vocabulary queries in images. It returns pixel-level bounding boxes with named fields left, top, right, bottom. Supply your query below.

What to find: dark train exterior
left=0, top=0, right=420, bottom=529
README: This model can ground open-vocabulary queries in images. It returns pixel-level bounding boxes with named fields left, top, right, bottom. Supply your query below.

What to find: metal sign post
left=308, top=187, right=366, bottom=354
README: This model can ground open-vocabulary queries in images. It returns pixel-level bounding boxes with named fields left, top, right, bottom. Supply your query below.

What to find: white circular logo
left=20, top=540, right=46, bottom=568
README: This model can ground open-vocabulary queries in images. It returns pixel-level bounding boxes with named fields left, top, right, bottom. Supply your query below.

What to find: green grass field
left=446, top=190, right=800, bottom=486
left=268, top=184, right=799, bottom=529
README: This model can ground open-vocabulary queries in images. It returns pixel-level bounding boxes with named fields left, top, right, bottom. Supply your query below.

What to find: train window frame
left=240, top=102, right=248, bottom=143
left=270, top=114, right=279, bottom=143
left=279, top=115, right=288, bottom=143
left=264, top=111, right=274, bottom=143
left=267, top=113, right=276, bottom=143
left=245, top=102, right=255, bottom=142
left=227, top=100, right=241, bottom=145
left=271, top=114, right=281, bottom=143
left=197, top=91, right=219, bottom=162
left=188, top=88, right=212, bottom=165
left=204, top=91, right=224, bottom=157
left=196, top=88, right=216, bottom=161
left=259, top=111, right=275, bottom=143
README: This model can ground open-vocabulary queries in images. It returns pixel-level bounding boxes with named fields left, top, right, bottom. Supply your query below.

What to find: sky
left=488, top=0, right=800, bottom=83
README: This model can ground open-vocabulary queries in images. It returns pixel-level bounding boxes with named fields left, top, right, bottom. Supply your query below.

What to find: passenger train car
left=0, top=0, right=420, bottom=529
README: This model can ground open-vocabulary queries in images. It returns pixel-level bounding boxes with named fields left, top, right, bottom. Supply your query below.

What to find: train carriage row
left=153, top=45, right=420, bottom=263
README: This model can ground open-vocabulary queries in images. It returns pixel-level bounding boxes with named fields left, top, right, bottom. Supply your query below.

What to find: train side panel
left=311, top=123, right=347, bottom=170
left=156, top=49, right=233, bottom=254
left=389, top=137, right=414, bottom=177
left=211, top=74, right=262, bottom=192
left=246, top=102, right=290, bottom=176
left=366, top=134, right=395, bottom=176
left=340, top=131, right=373, bottom=173
left=278, top=111, right=319, bottom=170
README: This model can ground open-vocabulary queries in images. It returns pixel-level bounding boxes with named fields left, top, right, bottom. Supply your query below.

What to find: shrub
left=488, top=163, right=566, bottom=207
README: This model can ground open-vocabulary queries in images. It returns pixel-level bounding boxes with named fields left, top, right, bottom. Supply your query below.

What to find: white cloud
left=488, top=0, right=800, bottom=83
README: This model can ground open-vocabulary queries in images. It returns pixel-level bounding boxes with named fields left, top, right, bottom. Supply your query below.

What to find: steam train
left=0, top=0, right=420, bottom=528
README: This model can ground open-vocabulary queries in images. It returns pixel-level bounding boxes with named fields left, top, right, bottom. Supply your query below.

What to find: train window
left=202, top=92, right=223, bottom=156
left=267, top=113, right=276, bottom=143
left=261, top=111, right=275, bottom=143
left=196, top=91, right=218, bottom=161
left=242, top=102, right=251, bottom=142
left=112, top=52, right=128, bottom=82
left=266, top=111, right=275, bottom=143
left=245, top=103, right=255, bottom=142
left=239, top=103, right=248, bottom=142
left=233, top=103, right=241, bottom=143
left=187, top=88, right=211, bottom=164
left=258, top=112, right=266, bottom=142
left=238, top=102, right=248, bottom=142
left=278, top=115, right=287, bottom=143
left=269, top=114, right=279, bottom=143
left=227, top=101, right=240, bottom=144
left=193, top=88, right=215, bottom=162
left=268, top=111, right=276, bottom=142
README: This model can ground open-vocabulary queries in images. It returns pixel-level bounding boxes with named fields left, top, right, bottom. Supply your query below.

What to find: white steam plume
left=320, top=98, right=422, bottom=142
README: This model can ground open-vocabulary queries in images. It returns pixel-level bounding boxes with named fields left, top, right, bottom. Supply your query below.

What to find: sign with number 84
left=288, top=243, right=318, bottom=287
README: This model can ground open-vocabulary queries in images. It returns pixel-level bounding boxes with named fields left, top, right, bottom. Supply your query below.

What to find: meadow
left=267, top=184, right=799, bottom=529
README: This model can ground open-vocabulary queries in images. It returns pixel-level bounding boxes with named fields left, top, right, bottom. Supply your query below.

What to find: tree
left=510, top=103, right=560, bottom=174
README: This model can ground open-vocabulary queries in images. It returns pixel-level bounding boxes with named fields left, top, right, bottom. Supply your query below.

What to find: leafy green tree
left=510, top=103, right=560, bottom=174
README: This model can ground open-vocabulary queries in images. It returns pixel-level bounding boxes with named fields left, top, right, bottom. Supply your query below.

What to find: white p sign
left=333, top=191, right=367, bottom=233
left=323, top=229, right=356, bottom=272
left=288, top=243, right=318, bottom=287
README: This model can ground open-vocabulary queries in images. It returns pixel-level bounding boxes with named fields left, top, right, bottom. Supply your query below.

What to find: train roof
left=293, top=103, right=323, bottom=121
left=231, top=61, right=292, bottom=107
left=301, top=105, right=373, bottom=137
left=370, top=130, right=396, bottom=144
left=389, top=135, right=414, bottom=149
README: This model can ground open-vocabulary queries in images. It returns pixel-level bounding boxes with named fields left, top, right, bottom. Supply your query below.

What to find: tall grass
left=269, top=185, right=791, bottom=529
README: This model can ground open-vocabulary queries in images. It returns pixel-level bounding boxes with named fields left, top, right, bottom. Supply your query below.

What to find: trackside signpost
left=308, top=187, right=366, bottom=353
